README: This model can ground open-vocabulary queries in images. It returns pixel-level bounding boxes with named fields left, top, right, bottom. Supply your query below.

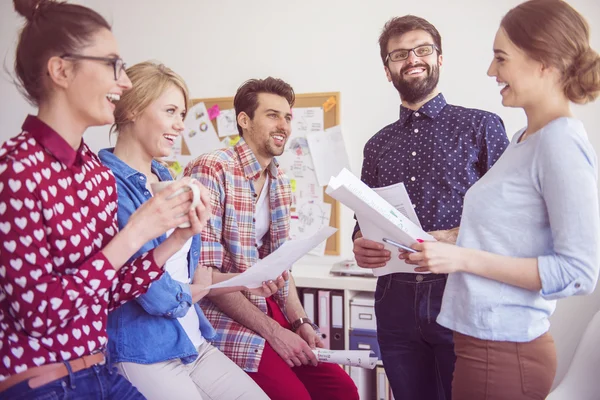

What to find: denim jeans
left=375, top=273, right=456, bottom=400
left=0, top=362, right=145, bottom=400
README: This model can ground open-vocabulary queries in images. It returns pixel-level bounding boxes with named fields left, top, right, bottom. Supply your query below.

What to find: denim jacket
left=99, top=148, right=217, bottom=365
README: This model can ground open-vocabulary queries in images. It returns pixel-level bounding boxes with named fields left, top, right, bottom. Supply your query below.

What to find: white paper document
left=291, top=107, right=324, bottom=138
left=183, top=102, right=222, bottom=157
left=312, top=349, right=377, bottom=369
left=326, top=168, right=434, bottom=276
left=206, top=226, right=337, bottom=289
left=290, top=201, right=332, bottom=256
left=216, top=108, right=239, bottom=137
left=307, top=126, right=351, bottom=186
left=373, top=182, right=422, bottom=229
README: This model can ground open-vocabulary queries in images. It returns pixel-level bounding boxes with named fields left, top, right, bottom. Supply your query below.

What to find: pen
left=382, top=238, right=417, bottom=253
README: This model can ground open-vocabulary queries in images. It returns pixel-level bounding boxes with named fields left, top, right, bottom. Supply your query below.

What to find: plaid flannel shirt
left=184, top=137, right=291, bottom=372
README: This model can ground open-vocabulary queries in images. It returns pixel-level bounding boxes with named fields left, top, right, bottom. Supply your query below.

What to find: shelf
left=292, top=262, right=377, bottom=292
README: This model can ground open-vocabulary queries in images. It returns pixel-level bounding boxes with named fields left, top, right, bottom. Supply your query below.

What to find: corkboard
left=181, top=92, right=341, bottom=256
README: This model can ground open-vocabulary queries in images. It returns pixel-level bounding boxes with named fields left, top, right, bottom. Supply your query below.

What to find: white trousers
left=116, top=341, right=269, bottom=400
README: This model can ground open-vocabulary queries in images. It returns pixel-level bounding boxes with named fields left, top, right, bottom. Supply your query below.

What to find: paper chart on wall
left=183, top=102, right=222, bottom=157
left=307, top=125, right=351, bottom=186
left=290, top=107, right=324, bottom=139
left=290, top=201, right=332, bottom=256
left=216, top=108, right=239, bottom=137
left=277, top=107, right=325, bottom=206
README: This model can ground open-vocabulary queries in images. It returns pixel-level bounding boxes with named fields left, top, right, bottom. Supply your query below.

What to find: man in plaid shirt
left=184, top=77, right=358, bottom=400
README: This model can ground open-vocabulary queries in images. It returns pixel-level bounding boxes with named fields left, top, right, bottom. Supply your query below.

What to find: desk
left=292, top=262, right=377, bottom=292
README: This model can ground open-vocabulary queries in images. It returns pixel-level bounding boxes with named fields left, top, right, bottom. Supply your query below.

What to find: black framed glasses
left=60, top=54, right=126, bottom=81
left=386, top=44, right=439, bottom=63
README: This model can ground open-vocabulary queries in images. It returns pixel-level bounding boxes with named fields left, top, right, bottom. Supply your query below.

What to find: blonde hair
left=501, top=0, right=600, bottom=104
left=111, top=61, right=190, bottom=133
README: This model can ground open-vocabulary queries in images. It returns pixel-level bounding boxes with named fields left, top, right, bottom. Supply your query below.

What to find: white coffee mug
left=150, top=180, right=201, bottom=229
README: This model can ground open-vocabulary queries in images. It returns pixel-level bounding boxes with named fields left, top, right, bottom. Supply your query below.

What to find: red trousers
left=246, top=298, right=359, bottom=400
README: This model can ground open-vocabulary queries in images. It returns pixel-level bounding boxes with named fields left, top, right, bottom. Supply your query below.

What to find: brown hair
left=233, top=77, right=295, bottom=135
left=12, top=0, right=111, bottom=105
left=111, top=61, right=190, bottom=134
left=378, top=15, right=442, bottom=65
left=501, top=0, right=600, bottom=104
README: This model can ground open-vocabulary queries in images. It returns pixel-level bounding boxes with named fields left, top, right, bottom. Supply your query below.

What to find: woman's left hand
left=399, top=241, right=469, bottom=274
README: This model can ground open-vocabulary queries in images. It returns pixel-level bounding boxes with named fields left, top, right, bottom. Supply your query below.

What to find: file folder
left=317, top=290, right=331, bottom=348
left=330, top=290, right=345, bottom=350
left=301, top=288, right=317, bottom=323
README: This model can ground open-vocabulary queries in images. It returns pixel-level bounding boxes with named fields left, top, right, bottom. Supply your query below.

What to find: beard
left=262, top=131, right=286, bottom=158
left=391, top=62, right=440, bottom=104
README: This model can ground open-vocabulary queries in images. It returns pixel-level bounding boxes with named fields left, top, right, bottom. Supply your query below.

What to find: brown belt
left=0, top=352, right=105, bottom=393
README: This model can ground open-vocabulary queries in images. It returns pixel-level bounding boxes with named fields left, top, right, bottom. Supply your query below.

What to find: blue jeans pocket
left=0, top=379, right=64, bottom=400
left=374, top=276, right=389, bottom=303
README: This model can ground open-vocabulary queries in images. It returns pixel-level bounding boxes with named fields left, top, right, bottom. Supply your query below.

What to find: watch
left=291, top=317, right=318, bottom=332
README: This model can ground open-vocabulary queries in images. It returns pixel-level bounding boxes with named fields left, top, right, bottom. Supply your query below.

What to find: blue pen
left=382, top=238, right=417, bottom=253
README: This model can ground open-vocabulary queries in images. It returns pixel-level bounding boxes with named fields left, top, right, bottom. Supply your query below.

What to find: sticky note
left=207, top=104, right=221, bottom=120
left=322, top=96, right=336, bottom=112
left=229, top=136, right=241, bottom=146
left=170, top=161, right=183, bottom=176
left=290, top=179, right=297, bottom=192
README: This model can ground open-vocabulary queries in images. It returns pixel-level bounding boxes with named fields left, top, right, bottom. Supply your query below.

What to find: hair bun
left=13, top=0, right=48, bottom=21
left=564, top=47, right=600, bottom=104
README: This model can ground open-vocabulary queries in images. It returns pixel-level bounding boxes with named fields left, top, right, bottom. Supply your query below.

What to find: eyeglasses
left=386, top=44, right=439, bottom=63
left=60, top=54, right=127, bottom=81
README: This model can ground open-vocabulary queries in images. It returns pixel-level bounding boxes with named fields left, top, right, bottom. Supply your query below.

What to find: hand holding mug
left=125, top=177, right=200, bottom=243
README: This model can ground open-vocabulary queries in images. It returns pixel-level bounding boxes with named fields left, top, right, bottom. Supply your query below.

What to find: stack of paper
left=326, top=169, right=434, bottom=276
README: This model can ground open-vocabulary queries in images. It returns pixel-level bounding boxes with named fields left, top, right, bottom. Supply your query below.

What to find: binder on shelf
left=350, top=366, right=375, bottom=400
left=330, top=290, right=345, bottom=350
left=317, top=290, right=331, bottom=348
left=301, top=288, right=318, bottom=323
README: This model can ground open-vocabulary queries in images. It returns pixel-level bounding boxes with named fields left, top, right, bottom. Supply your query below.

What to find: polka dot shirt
left=355, top=93, right=509, bottom=234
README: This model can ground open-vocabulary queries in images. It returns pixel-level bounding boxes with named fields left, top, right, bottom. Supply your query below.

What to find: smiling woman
left=1, top=1, right=211, bottom=399
left=97, top=62, right=277, bottom=400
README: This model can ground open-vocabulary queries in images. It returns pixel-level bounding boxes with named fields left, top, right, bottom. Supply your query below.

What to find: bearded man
left=351, top=16, right=509, bottom=400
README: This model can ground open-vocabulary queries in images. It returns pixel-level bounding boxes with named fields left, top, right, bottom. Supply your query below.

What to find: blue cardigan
left=99, top=148, right=217, bottom=365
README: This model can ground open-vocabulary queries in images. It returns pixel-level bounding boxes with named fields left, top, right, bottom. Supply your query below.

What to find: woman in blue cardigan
left=99, top=61, right=286, bottom=400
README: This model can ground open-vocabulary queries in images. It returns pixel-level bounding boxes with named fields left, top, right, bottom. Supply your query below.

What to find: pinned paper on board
left=278, top=153, right=322, bottom=206
left=290, top=107, right=324, bottom=138
left=183, top=102, right=221, bottom=157
left=217, top=108, right=239, bottom=137
left=290, top=201, right=332, bottom=256
left=307, top=125, right=351, bottom=186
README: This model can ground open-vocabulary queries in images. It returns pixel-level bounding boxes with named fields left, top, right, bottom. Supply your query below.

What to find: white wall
left=1, top=0, right=599, bottom=386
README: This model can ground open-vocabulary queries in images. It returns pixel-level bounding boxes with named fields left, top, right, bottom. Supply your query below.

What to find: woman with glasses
left=0, top=1, right=210, bottom=398
left=400, top=0, right=600, bottom=398
left=98, top=61, right=282, bottom=400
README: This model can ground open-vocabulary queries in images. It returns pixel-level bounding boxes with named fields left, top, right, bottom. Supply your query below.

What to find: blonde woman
left=98, top=61, right=283, bottom=400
